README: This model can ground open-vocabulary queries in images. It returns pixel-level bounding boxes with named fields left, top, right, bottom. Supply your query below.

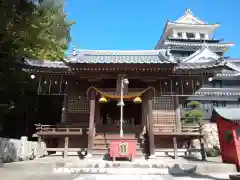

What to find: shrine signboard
left=109, top=138, right=137, bottom=161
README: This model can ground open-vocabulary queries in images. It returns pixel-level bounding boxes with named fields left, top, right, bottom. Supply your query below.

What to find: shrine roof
left=23, top=59, right=68, bottom=69
left=176, top=61, right=226, bottom=70
left=66, top=49, right=172, bottom=64
left=21, top=48, right=240, bottom=75
left=213, top=107, right=240, bottom=121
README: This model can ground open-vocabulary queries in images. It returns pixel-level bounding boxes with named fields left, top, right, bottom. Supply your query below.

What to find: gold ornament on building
left=133, top=97, right=142, bottom=104
left=87, top=86, right=155, bottom=102
left=99, top=97, right=108, bottom=103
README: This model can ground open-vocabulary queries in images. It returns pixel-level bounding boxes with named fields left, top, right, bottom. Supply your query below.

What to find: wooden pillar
left=61, top=94, right=68, bottom=124
left=141, top=95, right=147, bottom=134
left=173, top=136, right=178, bottom=159
left=87, top=90, right=96, bottom=157
left=95, top=102, right=101, bottom=125
left=60, top=85, right=68, bottom=150
left=63, top=136, right=69, bottom=158
left=148, top=90, right=155, bottom=159
left=175, top=96, right=181, bottom=132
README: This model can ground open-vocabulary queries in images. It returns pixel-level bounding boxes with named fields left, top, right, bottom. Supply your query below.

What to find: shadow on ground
left=169, top=164, right=232, bottom=180
left=172, top=173, right=230, bottom=180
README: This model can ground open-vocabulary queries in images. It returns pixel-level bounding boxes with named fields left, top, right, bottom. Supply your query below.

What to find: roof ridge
left=76, top=49, right=163, bottom=52
left=175, top=8, right=207, bottom=25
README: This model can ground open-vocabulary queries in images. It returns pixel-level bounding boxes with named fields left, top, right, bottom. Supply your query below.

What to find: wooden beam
left=147, top=90, right=155, bottom=159
left=87, top=90, right=96, bottom=157
left=173, top=136, right=177, bottom=159
left=37, top=131, right=83, bottom=135
left=63, top=136, right=69, bottom=158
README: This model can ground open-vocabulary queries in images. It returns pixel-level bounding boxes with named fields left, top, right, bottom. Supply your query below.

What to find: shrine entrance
left=100, top=100, right=142, bottom=126
left=95, top=100, right=143, bottom=137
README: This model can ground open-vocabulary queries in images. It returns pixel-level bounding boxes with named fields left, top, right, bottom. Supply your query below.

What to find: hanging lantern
left=99, top=97, right=108, bottom=103
left=133, top=97, right=142, bottom=104
left=117, top=100, right=125, bottom=107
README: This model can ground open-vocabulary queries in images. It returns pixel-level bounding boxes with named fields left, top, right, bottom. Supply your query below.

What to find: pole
left=120, top=77, right=124, bottom=138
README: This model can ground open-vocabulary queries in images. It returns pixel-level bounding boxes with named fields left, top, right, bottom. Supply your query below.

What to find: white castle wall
left=192, top=122, right=220, bottom=149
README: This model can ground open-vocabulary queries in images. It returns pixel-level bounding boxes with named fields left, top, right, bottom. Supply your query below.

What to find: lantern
left=133, top=97, right=142, bottom=104
left=117, top=100, right=125, bottom=107
left=99, top=97, right=108, bottom=103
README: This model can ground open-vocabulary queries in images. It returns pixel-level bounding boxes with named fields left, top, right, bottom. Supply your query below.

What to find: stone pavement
left=0, top=171, right=234, bottom=180
left=0, top=156, right=237, bottom=180
left=73, top=174, right=232, bottom=180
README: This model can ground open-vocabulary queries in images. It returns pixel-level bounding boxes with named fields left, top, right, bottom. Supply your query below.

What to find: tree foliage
left=0, top=0, right=74, bottom=60
left=18, top=2, right=74, bottom=60
left=0, top=0, right=74, bottom=137
left=183, top=101, right=204, bottom=125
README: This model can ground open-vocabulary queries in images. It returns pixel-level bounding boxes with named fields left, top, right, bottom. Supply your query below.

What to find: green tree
left=10, top=0, right=74, bottom=60
left=183, top=101, right=204, bottom=125
left=18, top=1, right=74, bottom=60
left=0, top=0, right=74, bottom=137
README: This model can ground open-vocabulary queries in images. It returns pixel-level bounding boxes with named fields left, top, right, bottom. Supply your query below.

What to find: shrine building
left=21, top=9, right=240, bottom=159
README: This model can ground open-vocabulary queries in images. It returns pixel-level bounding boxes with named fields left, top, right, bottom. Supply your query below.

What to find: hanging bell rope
left=86, top=86, right=155, bottom=101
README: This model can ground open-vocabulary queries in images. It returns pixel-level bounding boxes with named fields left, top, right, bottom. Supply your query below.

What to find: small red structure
left=213, top=107, right=240, bottom=169
left=109, top=137, right=137, bottom=161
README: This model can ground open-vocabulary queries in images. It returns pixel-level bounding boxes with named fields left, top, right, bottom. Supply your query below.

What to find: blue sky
left=65, top=0, right=239, bottom=57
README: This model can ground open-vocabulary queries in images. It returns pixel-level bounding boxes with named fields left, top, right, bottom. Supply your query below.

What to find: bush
left=187, top=101, right=201, bottom=109
left=183, top=101, right=204, bottom=125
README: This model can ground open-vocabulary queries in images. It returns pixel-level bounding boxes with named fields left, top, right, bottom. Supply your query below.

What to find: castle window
left=186, top=33, right=195, bottom=39
left=200, top=33, right=205, bottom=39
left=177, top=32, right=182, bottom=38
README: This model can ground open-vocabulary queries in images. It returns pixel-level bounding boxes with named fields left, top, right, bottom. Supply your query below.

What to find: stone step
left=92, top=149, right=144, bottom=157
left=93, top=141, right=142, bottom=148
left=94, top=134, right=136, bottom=139
left=93, top=146, right=110, bottom=150
left=92, top=147, right=143, bottom=153
left=92, top=149, right=108, bottom=155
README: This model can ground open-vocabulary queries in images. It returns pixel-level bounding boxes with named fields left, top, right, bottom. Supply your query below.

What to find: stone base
left=0, top=161, right=4, bottom=168
left=148, top=155, right=156, bottom=159
left=85, top=154, right=92, bottom=159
